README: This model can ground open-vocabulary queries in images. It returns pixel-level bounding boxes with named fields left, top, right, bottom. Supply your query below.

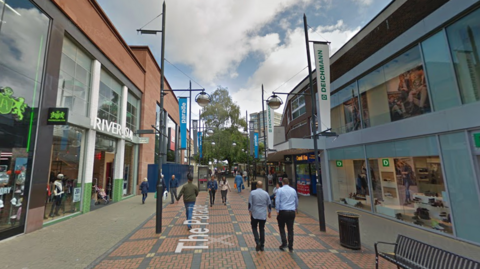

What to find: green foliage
left=200, top=87, right=250, bottom=167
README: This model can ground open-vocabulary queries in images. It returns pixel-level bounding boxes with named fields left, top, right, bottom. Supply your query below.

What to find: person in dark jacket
left=207, top=175, right=218, bottom=207
left=170, top=175, right=179, bottom=204
left=140, top=178, right=149, bottom=204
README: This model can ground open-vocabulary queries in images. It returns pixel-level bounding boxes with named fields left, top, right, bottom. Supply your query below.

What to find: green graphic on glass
left=336, top=160, right=343, bottom=167
left=0, top=87, right=27, bottom=121
left=382, top=159, right=390, bottom=167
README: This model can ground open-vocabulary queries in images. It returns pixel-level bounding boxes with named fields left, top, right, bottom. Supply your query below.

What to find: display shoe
left=354, top=202, right=363, bottom=208
left=414, top=220, right=424, bottom=226
left=439, top=212, right=447, bottom=218
left=395, top=213, right=403, bottom=220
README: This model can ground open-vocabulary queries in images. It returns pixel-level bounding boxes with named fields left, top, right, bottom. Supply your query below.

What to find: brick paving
left=90, top=185, right=397, bottom=269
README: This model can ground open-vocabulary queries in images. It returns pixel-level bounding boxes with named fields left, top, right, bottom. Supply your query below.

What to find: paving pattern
left=91, top=187, right=397, bottom=269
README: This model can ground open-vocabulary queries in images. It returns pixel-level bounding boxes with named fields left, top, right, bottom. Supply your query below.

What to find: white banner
left=313, top=42, right=331, bottom=132
left=267, top=106, right=274, bottom=149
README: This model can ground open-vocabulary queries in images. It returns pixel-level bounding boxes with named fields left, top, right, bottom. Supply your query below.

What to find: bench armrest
left=374, top=242, right=397, bottom=255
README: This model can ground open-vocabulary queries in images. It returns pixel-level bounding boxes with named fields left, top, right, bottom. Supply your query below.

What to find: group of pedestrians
left=148, top=171, right=298, bottom=252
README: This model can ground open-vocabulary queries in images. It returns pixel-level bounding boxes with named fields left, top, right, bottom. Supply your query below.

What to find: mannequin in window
left=49, top=173, right=64, bottom=217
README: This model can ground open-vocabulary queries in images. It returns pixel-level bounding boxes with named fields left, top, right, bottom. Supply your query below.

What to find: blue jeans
left=237, top=184, right=242, bottom=193
left=184, top=201, right=195, bottom=229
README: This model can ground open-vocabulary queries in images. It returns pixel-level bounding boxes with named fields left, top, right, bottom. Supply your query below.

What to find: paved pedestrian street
left=90, top=190, right=396, bottom=269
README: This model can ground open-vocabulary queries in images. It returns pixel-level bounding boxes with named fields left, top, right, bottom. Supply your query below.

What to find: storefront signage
left=0, top=87, right=27, bottom=121
left=336, top=160, right=343, bottom=167
left=179, top=97, right=187, bottom=149
left=313, top=42, right=331, bottom=132
left=284, top=155, right=292, bottom=163
left=254, top=132, right=259, bottom=158
left=73, top=187, right=81, bottom=202
left=382, top=159, right=390, bottom=167
left=295, top=153, right=319, bottom=163
left=138, top=137, right=150, bottom=144
left=474, top=133, right=480, bottom=148
left=0, top=187, right=12, bottom=195
left=94, top=118, right=133, bottom=140
left=47, top=107, right=69, bottom=125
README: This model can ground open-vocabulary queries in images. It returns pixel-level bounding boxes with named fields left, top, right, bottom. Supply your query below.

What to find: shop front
left=0, top=0, right=50, bottom=239
left=294, top=153, right=321, bottom=196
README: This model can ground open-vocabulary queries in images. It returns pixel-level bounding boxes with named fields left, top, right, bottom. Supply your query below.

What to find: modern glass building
left=270, top=0, right=480, bottom=258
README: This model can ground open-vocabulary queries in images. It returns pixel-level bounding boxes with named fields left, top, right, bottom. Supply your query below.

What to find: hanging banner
left=179, top=97, right=187, bottom=149
left=313, top=41, right=331, bottom=132
left=254, top=132, right=259, bottom=158
left=267, top=106, right=274, bottom=149
left=193, top=120, right=198, bottom=154
left=198, top=132, right=203, bottom=158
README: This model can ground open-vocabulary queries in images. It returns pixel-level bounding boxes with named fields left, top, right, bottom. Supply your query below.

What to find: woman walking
left=219, top=176, right=231, bottom=205
left=140, top=178, right=149, bottom=204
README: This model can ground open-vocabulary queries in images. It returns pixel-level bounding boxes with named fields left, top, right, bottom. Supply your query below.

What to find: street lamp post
left=261, top=85, right=268, bottom=193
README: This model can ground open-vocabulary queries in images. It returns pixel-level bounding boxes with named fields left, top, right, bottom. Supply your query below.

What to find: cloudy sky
left=98, top=0, right=391, bottom=122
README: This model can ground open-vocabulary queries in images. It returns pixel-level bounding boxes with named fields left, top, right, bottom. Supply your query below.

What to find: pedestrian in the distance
left=234, top=172, right=243, bottom=193
left=249, top=181, right=271, bottom=252
left=170, top=175, right=179, bottom=204
left=207, top=175, right=218, bottom=207
left=177, top=175, right=199, bottom=230
left=140, top=178, right=149, bottom=204
left=243, top=170, right=248, bottom=183
left=275, top=178, right=298, bottom=252
left=270, top=182, right=283, bottom=207
left=219, top=176, right=231, bottom=205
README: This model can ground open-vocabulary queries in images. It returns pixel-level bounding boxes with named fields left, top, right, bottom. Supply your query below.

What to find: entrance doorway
left=92, top=134, right=116, bottom=210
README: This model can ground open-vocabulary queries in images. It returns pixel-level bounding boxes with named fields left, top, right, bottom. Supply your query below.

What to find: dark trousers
left=221, top=190, right=228, bottom=203
left=170, top=188, right=178, bottom=203
left=209, top=190, right=216, bottom=205
left=277, top=210, right=296, bottom=249
left=142, top=193, right=147, bottom=203
left=251, top=217, right=266, bottom=247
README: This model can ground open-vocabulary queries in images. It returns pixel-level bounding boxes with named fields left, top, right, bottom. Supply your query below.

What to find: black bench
left=375, top=235, right=480, bottom=269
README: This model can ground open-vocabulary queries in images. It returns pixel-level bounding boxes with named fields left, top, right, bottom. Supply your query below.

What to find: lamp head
left=267, top=94, right=283, bottom=110
left=195, top=91, right=211, bottom=107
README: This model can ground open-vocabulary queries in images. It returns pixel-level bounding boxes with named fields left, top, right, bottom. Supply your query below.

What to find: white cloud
left=353, top=0, right=374, bottom=5
left=232, top=21, right=360, bottom=115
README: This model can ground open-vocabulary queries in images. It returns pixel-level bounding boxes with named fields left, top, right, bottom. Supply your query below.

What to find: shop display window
left=0, top=0, right=49, bottom=234
left=98, top=69, right=122, bottom=124
left=446, top=7, right=480, bottom=105
left=358, top=46, right=430, bottom=127
left=123, top=142, right=137, bottom=196
left=126, top=93, right=140, bottom=133
left=330, top=82, right=365, bottom=134
left=45, top=126, right=85, bottom=222
left=57, top=37, right=92, bottom=117
left=421, top=32, right=460, bottom=111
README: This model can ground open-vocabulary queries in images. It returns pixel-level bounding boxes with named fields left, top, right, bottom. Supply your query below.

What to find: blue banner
left=254, top=132, right=259, bottom=158
left=198, top=132, right=203, bottom=158
left=179, top=97, right=187, bottom=149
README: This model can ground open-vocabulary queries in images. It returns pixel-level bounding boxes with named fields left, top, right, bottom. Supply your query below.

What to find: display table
left=375, top=204, right=415, bottom=218
left=412, top=193, right=444, bottom=204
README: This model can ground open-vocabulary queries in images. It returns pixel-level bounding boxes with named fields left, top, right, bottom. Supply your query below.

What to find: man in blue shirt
left=170, top=175, right=179, bottom=204
left=275, top=177, right=298, bottom=252
left=234, top=172, right=243, bottom=193
left=249, top=181, right=271, bottom=252
left=207, top=175, right=218, bottom=207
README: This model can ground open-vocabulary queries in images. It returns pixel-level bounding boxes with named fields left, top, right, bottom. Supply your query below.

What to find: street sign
left=336, top=160, right=343, bottom=167
left=382, top=159, right=390, bottom=167
left=135, top=129, right=155, bottom=134
left=138, top=137, right=150, bottom=144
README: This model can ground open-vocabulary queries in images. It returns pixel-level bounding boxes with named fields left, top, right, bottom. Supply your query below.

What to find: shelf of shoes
left=345, top=195, right=371, bottom=207
left=375, top=204, right=416, bottom=218
left=412, top=193, right=444, bottom=204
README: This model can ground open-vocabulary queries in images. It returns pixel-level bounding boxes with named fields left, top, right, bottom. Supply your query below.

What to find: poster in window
left=386, top=65, right=430, bottom=122
left=343, top=93, right=369, bottom=132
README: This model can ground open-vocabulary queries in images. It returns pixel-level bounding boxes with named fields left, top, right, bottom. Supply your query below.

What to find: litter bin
left=251, top=181, right=257, bottom=190
left=337, top=211, right=361, bottom=250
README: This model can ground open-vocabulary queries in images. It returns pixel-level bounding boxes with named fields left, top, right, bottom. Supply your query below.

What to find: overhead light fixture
left=267, top=94, right=283, bottom=110
left=195, top=91, right=211, bottom=108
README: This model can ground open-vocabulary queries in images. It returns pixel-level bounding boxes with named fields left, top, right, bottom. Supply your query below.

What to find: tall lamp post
left=261, top=85, right=269, bottom=193
left=264, top=14, right=336, bottom=233
left=137, top=1, right=166, bottom=234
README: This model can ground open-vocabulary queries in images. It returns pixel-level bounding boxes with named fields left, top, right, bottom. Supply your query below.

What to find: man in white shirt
left=275, top=177, right=298, bottom=252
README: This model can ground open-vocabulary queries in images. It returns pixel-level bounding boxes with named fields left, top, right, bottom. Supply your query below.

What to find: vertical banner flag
left=198, top=132, right=203, bottom=158
left=249, top=130, right=254, bottom=156
left=313, top=42, right=331, bottom=132
left=179, top=97, right=187, bottom=149
left=254, top=132, right=259, bottom=158
left=267, top=106, right=274, bottom=150
left=193, top=120, right=198, bottom=154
